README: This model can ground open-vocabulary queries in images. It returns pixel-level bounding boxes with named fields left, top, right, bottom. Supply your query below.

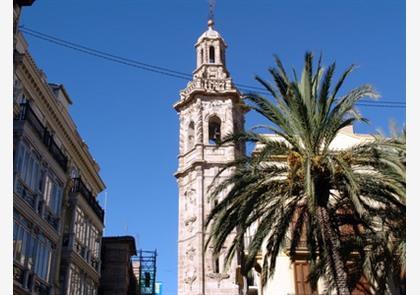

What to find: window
left=73, top=206, right=101, bottom=268
left=86, top=278, right=97, bottom=295
left=187, top=121, right=195, bottom=150
left=68, top=264, right=81, bottom=295
left=209, top=46, right=215, bottom=63
left=208, top=116, right=222, bottom=144
left=16, top=141, right=41, bottom=192
left=13, top=211, right=53, bottom=283
left=74, top=207, right=87, bottom=257
left=33, top=234, right=52, bottom=281
left=43, top=173, right=63, bottom=215
left=294, top=261, right=316, bottom=295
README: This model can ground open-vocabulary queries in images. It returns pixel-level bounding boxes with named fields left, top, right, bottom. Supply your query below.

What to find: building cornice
left=17, top=43, right=105, bottom=193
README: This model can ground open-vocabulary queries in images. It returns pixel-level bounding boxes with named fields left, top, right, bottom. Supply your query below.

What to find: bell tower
left=174, top=19, right=245, bottom=295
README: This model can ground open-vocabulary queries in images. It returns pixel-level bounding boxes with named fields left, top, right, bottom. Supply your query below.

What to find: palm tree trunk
left=316, top=206, right=350, bottom=295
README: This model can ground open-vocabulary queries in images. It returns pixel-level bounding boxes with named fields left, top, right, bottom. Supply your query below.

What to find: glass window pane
left=20, top=230, right=27, bottom=265
left=13, top=222, right=22, bottom=260
left=26, top=156, right=34, bottom=187
left=26, top=234, right=35, bottom=270
left=21, top=146, right=29, bottom=178
left=55, top=187, right=62, bottom=214
left=32, top=161, right=39, bottom=191
left=16, top=144, right=23, bottom=172
left=45, top=248, right=52, bottom=281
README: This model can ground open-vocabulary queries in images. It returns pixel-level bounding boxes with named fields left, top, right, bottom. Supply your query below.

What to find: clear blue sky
left=21, top=1, right=405, bottom=294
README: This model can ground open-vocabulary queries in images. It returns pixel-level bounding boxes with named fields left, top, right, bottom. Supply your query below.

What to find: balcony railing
left=33, top=278, right=50, bottom=295
left=13, top=263, right=50, bottom=294
left=284, top=236, right=308, bottom=250
left=71, top=177, right=105, bottom=223
left=16, top=103, right=68, bottom=172
left=13, top=263, right=25, bottom=285
left=15, top=177, right=60, bottom=230
left=62, top=233, right=102, bottom=272
left=180, top=77, right=234, bottom=99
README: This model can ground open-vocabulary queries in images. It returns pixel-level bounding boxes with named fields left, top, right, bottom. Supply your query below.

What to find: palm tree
left=204, top=52, right=403, bottom=294
left=308, top=130, right=405, bottom=293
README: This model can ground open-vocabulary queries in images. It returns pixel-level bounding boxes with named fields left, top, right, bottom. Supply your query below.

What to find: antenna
left=208, top=0, right=216, bottom=23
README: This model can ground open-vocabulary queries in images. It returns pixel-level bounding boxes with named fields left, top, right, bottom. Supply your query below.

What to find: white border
left=406, top=0, right=418, bottom=293
left=0, top=0, right=13, bottom=294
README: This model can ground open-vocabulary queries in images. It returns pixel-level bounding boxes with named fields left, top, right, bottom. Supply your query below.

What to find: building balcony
left=14, top=175, right=60, bottom=231
left=180, top=77, right=235, bottom=100
left=15, top=102, right=68, bottom=172
left=13, top=263, right=50, bottom=295
left=284, top=235, right=308, bottom=249
left=62, top=233, right=102, bottom=273
left=71, top=177, right=105, bottom=223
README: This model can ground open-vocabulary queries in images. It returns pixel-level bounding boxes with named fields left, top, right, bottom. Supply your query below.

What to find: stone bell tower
left=174, top=19, right=246, bottom=295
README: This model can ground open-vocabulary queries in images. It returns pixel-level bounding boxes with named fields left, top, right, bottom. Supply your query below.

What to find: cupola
left=195, top=19, right=227, bottom=69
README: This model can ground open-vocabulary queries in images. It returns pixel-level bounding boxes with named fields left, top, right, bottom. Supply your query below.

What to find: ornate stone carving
left=184, top=267, right=197, bottom=290
left=184, top=216, right=197, bottom=232
left=206, top=272, right=230, bottom=287
left=187, top=188, right=196, bottom=206
left=186, top=245, right=196, bottom=261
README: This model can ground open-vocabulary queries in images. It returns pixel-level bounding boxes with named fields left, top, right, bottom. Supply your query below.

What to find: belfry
left=173, top=19, right=246, bottom=295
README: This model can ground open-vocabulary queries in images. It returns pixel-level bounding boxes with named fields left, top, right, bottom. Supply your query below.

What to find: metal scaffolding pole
left=135, top=249, right=157, bottom=295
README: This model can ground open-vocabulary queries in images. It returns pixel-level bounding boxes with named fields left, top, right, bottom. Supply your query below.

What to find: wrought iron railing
left=49, top=140, right=68, bottom=171
left=62, top=233, right=101, bottom=272
left=16, top=103, right=68, bottom=172
left=284, top=236, right=308, bottom=250
left=15, top=177, right=60, bottom=231
left=33, top=277, right=50, bottom=295
left=13, top=263, right=25, bottom=285
left=71, top=177, right=105, bottom=223
left=18, top=102, right=45, bottom=139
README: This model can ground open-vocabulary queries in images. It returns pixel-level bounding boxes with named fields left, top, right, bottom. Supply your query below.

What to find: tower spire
left=208, top=0, right=216, bottom=27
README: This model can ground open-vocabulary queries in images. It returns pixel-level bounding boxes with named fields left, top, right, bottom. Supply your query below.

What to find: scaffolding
left=133, top=249, right=157, bottom=295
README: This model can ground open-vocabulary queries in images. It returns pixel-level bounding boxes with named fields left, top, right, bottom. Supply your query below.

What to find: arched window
left=187, top=121, right=195, bottom=149
left=209, top=46, right=215, bottom=63
left=208, top=116, right=221, bottom=144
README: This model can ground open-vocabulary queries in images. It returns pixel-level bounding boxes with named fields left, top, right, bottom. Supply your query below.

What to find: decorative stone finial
left=208, top=19, right=214, bottom=29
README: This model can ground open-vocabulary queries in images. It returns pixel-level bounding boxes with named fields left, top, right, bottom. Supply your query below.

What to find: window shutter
left=294, top=261, right=316, bottom=295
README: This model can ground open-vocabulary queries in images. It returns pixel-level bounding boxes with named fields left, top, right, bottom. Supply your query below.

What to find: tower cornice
left=174, top=87, right=242, bottom=112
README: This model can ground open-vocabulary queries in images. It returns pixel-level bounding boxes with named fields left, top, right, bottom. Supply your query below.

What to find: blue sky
left=20, top=1, right=405, bottom=294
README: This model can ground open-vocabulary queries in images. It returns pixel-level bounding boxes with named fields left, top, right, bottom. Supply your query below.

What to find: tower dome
left=194, top=19, right=228, bottom=71
left=196, top=20, right=226, bottom=46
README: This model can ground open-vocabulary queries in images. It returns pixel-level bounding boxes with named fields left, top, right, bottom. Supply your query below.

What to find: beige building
left=174, top=20, right=246, bottom=295
left=13, top=1, right=106, bottom=294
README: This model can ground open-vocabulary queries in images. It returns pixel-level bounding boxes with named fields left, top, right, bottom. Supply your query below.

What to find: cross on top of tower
left=208, top=0, right=216, bottom=26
